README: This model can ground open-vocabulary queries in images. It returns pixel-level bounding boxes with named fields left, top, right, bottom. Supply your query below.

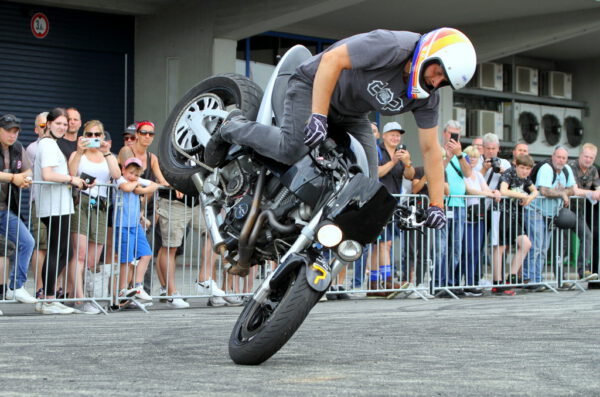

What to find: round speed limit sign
left=31, top=12, right=49, bottom=39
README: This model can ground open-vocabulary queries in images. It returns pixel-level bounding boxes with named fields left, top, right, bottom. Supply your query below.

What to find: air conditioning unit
left=547, top=71, right=572, bottom=99
left=515, top=66, right=538, bottom=96
left=475, top=62, right=503, bottom=91
left=452, top=106, right=467, bottom=129
left=468, top=110, right=503, bottom=138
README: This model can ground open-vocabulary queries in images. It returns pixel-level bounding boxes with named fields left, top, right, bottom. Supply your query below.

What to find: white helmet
left=407, top=27, right=476, bottom=100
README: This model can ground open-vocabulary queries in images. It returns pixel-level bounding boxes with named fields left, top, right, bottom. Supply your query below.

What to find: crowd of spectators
left=367, top=118, right=600, bottom=298
left=0, top=108, right=233, bottom=315
left=1, top=109, right=600, bottom=316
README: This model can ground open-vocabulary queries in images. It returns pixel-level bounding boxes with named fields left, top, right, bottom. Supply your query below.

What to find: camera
left=490, top=157, right=501, bottom=173
left=87, top=138, right=101, bottom=148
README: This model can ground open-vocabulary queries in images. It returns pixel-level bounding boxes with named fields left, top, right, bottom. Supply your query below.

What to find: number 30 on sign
left=31, top=12, right=49, bottom=39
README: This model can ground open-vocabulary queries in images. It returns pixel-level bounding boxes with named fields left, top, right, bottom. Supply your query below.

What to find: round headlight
left=316, top=223, right=343, bottom=247
left=337, top=240, right=362, bottom=262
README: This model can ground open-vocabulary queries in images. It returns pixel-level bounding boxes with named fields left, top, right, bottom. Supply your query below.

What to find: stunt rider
left=205, top=28, right=476, bottom=230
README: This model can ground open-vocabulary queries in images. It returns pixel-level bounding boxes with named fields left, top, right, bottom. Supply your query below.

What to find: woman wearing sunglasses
left=67, top=120, right=120, bottom=313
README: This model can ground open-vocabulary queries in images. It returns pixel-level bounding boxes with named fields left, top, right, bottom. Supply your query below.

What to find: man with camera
left=368, top=121, right=414, bottom=296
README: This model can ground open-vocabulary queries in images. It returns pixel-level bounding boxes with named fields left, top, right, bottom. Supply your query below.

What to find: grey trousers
left=220, top=77, right=378, bottom=179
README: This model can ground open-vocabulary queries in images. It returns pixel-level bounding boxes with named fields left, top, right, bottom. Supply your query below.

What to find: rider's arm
left=419, top=126, right=444, bottom=208
left=311, top=44, right=352, bottom=115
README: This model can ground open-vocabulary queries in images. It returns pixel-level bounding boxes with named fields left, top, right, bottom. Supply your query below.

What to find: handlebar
left=394, top=204, right=427, bottom=230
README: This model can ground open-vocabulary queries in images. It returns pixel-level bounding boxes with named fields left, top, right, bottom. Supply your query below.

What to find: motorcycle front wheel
left=158, top=73, right=263, bottom=196
left=228, top=265, right=323, bottom=365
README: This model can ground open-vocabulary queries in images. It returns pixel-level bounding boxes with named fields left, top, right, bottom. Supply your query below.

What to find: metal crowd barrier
left=1, top=182, right=599, bottom=313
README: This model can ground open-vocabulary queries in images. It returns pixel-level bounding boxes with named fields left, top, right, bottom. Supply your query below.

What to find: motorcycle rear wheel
left=158, top=73, right=263, bottom=196
left=228, top=265, right=322, bottom=365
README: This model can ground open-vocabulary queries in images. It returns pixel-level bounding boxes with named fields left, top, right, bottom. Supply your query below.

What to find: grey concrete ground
left=1, top=290, right=600, bottom=397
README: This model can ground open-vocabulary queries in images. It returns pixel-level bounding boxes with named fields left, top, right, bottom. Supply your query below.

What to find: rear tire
left=228, top=265, right=322, bottom=365
left=158, top=73, right=263, bottom=196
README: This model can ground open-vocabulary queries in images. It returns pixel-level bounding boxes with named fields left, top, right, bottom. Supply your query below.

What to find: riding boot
left=204, top=109, right=244, bottom=167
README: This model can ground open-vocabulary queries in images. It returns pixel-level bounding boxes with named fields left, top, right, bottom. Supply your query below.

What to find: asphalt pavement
left=1, top=289, right=600, bottom=396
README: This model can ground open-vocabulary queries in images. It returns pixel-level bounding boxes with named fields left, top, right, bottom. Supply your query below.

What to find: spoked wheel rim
left=171, top=92, right=230, bottom=160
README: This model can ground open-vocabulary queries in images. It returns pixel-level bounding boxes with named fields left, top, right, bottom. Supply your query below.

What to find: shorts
left=30, top=204, right=48, bottom=250
left=156, top=197, right=196, bottom=247
left=70, top=194, right=108, bottom=244
left=115, top=224, right=152, bottom=264
left=497, top=210, right=527, bottom=246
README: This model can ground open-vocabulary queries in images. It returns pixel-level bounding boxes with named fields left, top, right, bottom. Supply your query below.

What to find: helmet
left=554, top=208, right=576, bottom=229
left=408, top=27, right=476, bottom=99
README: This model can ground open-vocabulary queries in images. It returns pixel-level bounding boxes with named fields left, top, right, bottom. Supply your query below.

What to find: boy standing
left=496, top=154, right=538, bottom=295
left=114, top=157, right=159, bottom=302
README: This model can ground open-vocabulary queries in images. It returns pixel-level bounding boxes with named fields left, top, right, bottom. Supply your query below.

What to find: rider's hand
left=424, top=205, right=446, bottom=230
left=303, top=113, right=328, bottom=149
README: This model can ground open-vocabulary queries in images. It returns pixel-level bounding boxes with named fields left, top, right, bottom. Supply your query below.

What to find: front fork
left=253, top=209, right=347, bottom=304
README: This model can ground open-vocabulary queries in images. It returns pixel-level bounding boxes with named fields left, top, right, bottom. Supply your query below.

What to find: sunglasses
left=84, top=132, right=103, bottom=138
left=124, top=135, right=136, bottom=141
left=137, top=130, right=155, bottom=136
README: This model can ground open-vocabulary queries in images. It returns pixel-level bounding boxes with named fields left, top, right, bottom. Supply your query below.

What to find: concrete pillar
left=212, top=38, right=237, bottom=75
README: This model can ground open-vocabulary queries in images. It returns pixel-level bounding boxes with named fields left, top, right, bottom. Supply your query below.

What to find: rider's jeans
left=220, top=76, right=379, bottom=179
left=0, top=209, right=35, bottom=290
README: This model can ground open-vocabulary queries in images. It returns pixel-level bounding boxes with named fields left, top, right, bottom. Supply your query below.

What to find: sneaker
left=196, top=280, right=226, bottom=297
left=224, top=295, right=244, bottom=306
left=35, top=302, right=43, bottom=313
left=335, top=286, right=350, bottom=300
left=77, top=302, right=101, bottom=315
left=208, top=296, right=227, bottom=307
left=491, top=286, right=516, bottom=296
left=582, top=273, right=599, bottom=282
left=159, top=287, right=168, bottom=303
left=463, top=288, right=483, bottom=297
left=6, top=287, right=38, bottom=304
left=132, top=286, right=152, bottom=302
left=167, top=293, right=190, bottom=309
left=41, top=302, right=75, bottom=315
left=203, top=109, right=243, bottom=167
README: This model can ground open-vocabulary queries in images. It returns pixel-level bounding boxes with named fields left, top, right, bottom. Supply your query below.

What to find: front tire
left=228, top=265, right=322, bottom=365
left=158, top=73, right=263, bottom=196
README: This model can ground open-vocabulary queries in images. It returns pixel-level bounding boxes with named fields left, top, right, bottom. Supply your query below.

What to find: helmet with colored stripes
left=408, top=27, right=476, bottom=99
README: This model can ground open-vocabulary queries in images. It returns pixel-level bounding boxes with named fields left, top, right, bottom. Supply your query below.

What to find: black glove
left=303, top=113, right=328, bottom=149
left=424, top=206, right=446, bottom=230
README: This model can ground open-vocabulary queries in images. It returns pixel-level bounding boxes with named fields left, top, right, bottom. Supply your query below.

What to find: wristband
left=456, top=154, right=463, bottom=160
left=429, top=203, right=444, bottom=209
left=404, top=162, right=412, bottom=168
left=104, top=153, right=112, bottom=158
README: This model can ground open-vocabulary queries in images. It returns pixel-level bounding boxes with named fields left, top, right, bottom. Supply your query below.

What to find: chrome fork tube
left=254, top=208, right=324, bottom=304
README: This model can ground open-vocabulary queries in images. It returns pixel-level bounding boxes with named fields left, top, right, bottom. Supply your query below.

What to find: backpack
left=529, top=159, right=570, bottom=186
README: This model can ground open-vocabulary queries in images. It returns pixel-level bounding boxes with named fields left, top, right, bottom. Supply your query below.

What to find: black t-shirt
left=499, top=167, right=534, bottom=195
left=412, top=166, right=429, bottom=196
left=378, top=143, right=404, bottom=195
left=57, top=137, right=78, bottom=159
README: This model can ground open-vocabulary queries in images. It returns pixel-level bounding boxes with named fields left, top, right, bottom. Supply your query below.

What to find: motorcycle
left=158, top=45, right=422, bottom=365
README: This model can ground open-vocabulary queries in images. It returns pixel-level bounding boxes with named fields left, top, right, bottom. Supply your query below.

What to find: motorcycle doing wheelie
left=158, top=45, right=420, bottom=365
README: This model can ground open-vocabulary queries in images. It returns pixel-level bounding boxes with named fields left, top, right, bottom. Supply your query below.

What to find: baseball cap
left=104, top=131, right=112, bottom=141
left=123, top=123, right=136, bottom=136
left=123, top=157, right=143, bottom=168
left=382, top=121, right=405, bottom=134
left=0, top=114, right=22, bottom=131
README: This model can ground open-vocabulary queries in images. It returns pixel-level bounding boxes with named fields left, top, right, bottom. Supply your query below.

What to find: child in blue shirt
left=114, top=157, right=159, bottom=302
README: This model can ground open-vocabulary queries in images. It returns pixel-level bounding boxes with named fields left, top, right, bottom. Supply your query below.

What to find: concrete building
left=3, top=0, right=600, bottom=163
